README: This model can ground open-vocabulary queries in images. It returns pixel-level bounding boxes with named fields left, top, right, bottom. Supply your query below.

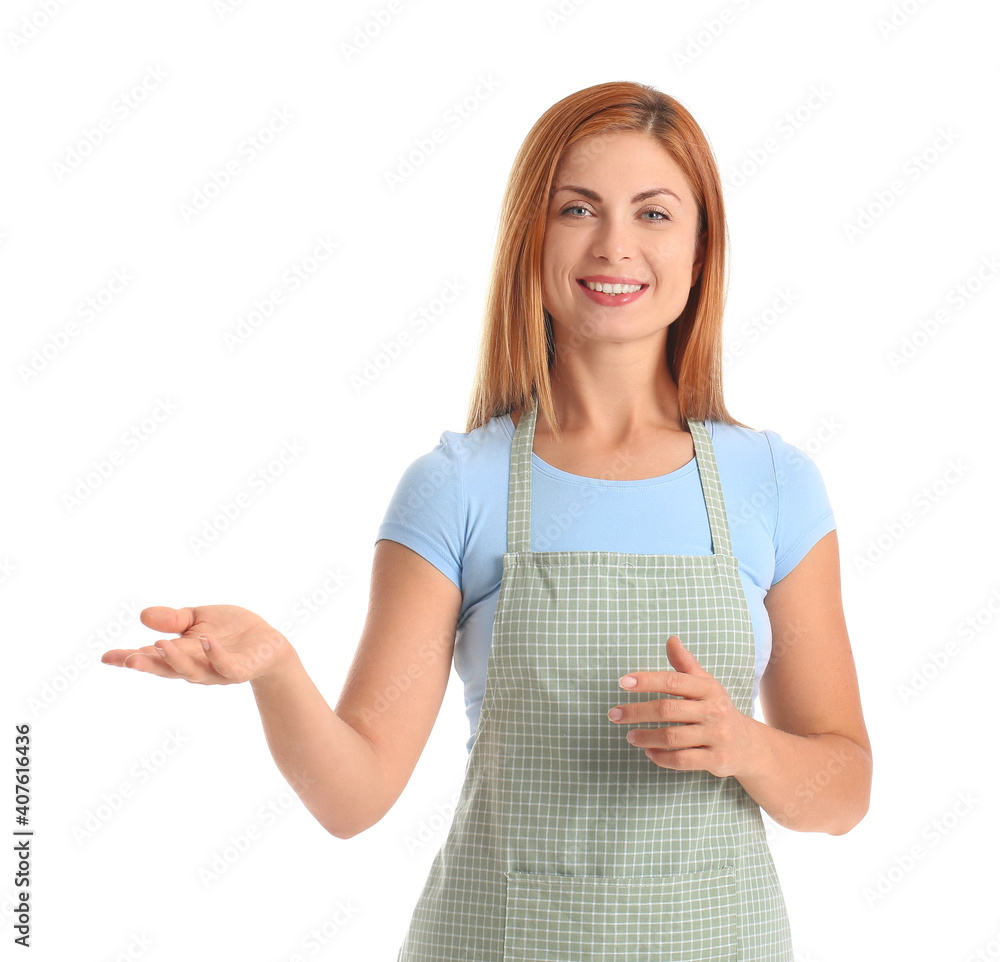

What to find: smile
left=582, top=280, right=643, bottom=294
left=576, top=278, right=648, bottom=306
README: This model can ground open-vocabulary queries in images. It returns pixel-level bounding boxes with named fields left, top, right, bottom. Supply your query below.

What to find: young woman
left=104, top=81, right=871, bottom=960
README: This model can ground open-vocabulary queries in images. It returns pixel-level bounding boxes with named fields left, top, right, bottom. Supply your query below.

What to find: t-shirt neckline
left=502, top=413, right=708, bottom=487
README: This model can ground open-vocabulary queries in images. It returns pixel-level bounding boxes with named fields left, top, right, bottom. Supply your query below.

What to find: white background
left=3, top=0, right=999, bottom=959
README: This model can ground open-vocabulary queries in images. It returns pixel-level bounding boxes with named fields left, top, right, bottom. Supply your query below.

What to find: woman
left=104, top=81, right=871, bottom=959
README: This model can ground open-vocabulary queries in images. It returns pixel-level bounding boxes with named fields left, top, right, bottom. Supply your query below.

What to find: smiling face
left=540, top=130, right=704, bottom=348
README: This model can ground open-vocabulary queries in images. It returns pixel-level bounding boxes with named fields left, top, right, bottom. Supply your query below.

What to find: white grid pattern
left=397, top=401, right=793, bottom=960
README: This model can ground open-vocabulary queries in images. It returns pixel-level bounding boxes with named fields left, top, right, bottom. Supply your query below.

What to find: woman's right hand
left=101, top=605, right=294, bottom=685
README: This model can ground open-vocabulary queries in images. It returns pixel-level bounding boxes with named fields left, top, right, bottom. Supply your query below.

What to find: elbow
left=825, top=803, right=869, bottom=836
left=324, top=820, right=368, bottom=840
left=826, top=749, right=873, bottom=836
left=322, top=813, right=374, bottom=840
left=328, top=825, right=362, bottom=841
left=321, top=806, right=387, bottom=840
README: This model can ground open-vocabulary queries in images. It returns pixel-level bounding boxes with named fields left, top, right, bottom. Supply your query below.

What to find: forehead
left=553, top=130, right=692, bottom=199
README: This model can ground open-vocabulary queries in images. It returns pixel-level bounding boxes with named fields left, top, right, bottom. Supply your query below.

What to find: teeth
left=584, top=281, right=643, bottom=294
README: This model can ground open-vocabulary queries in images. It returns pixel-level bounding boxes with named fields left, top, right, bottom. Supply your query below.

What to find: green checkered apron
left=397, top=400, right=794, bottom=961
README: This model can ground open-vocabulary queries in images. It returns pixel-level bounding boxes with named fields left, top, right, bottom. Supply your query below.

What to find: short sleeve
left=374, top=435, right=465, bottom=591
left=762, top=430, right=837, bottom=585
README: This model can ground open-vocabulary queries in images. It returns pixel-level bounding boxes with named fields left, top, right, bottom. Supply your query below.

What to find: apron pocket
left=502, top=865, right=737, bottom=962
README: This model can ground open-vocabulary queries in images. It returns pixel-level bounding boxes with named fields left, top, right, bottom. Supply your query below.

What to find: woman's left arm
left=738, top=528, right=872, bottom=834
left=609, top=528, right=872, bottom=834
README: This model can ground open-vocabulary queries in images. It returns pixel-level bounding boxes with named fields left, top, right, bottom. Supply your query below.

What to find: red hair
left=465, top=80, right=748, bottom=439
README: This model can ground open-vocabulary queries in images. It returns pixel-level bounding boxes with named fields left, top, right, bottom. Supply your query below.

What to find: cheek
left=651, top=245, right=694, bottom=279
left=540, top=255, right=565, bottom=296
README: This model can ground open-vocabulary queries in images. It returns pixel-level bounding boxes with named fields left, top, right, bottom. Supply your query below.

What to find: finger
left=120, top=648, right=187, bottom=679
left=139, top=606, right=199, bottom=636
left=154, top=637, right=221, bottom=684
left=608, top=697, right=702, bottom=726
left=103, top=643, right=189, bottom=668
left=643, top=746, right=715, bottom=771
left=665, top=634, right=712, bottom=676
left=102, top=648, right=137, bottom=667
left=624, top=723, right=707, bottom=752
left=198, top=632, right=244, bottom=682
left=619, top=670, right=711, bottom=698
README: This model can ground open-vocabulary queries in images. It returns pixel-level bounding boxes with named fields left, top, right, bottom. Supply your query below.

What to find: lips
left=577, top=275, right=648, bottom=286
left=576, top=278, right=649, bottom=306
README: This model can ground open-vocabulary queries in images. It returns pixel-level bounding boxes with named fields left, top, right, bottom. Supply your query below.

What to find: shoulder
left=382, top=414, right=510, bottom=514
left=705, top=419, right=830, bottom=496
left=376, top=416, right=510, bottom=593
left=705, top=418, right=836, bottom=584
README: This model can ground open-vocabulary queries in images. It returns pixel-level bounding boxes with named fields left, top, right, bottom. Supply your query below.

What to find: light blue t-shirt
left=376, top=412, right=836, bottom=754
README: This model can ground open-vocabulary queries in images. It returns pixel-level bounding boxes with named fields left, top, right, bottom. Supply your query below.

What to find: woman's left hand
left=607, top=635, right=759, bottom=778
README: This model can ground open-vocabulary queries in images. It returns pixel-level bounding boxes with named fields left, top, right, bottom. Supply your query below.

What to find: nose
left=589, top=212, right=634, bottom=262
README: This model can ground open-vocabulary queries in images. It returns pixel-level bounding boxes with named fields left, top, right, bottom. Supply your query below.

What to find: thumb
left=666, top=634, right=708, bottom=675
left=139, top=606, right=196, bottom=634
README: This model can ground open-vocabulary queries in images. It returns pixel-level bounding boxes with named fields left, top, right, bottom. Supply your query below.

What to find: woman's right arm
left=254, top=539, right=462, bottom=838
left=103, top=538, right=462, bottom=839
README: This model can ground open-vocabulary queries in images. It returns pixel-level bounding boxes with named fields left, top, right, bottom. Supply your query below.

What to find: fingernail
left=154, top=646, right=167, bottom=657
left=199, top=634, right=210, bottom=652
left=607, top=707, right=623, bottom=721
left=620, top=675, right=637, bottom=689
left=627, top=730, right=638, bottom=744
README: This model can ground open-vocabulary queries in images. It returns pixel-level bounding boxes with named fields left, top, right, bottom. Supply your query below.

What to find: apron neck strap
left=507, top=401, right=735, bottom=558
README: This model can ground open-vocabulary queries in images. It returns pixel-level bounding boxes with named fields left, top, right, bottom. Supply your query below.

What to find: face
left=540, top=130, right=704, bottom=349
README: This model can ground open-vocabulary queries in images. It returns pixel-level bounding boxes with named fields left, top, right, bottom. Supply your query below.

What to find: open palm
left=101, top=604, right=292, bottom=684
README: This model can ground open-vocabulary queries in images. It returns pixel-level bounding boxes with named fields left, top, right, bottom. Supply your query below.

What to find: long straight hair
left=465, top=81, right=748, bottom=441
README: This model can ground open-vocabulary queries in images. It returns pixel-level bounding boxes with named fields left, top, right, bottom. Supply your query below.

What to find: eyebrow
left=550, top=185, right=683, bottom=205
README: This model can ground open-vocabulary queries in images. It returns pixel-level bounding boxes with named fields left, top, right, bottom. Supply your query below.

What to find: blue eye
left=559, top=205, right=671, bottom=222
